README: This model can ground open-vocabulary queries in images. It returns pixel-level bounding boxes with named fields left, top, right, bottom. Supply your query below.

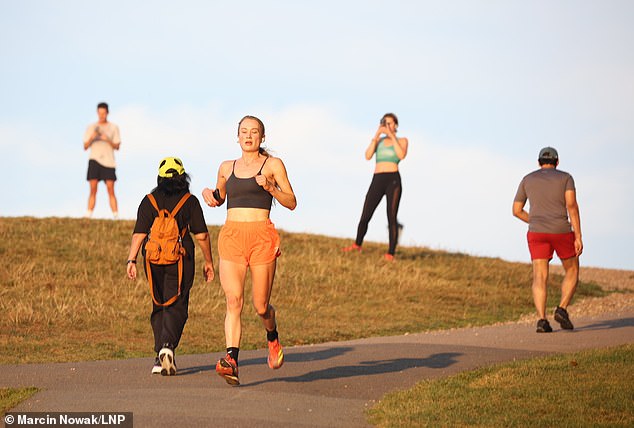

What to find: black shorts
left=87, top=160, right=117, bottom=182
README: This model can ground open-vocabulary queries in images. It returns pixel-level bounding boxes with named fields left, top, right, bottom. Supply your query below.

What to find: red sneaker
left=267, top=339, right=284, bottom=370
left=384, top=253, right=395, bottom=262
left=342, top=243, right=362, bottom=252
left=216, top=354, right=239, bottom=386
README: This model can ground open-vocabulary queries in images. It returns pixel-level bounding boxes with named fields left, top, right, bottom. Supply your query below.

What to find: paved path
left=3, top=310, right=633, bottom=427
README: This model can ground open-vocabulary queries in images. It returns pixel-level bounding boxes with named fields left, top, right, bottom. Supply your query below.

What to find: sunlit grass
left=0, top=387, right=38, bottom=417
left=0, top=217, right=606, bottom=364
left=0, top=217, right=625, bottom=423
left=367, top=344, right=634, bottom=427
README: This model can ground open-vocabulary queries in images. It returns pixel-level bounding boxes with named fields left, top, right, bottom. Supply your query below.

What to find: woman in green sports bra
left=343, top=113, right=409, bottom=261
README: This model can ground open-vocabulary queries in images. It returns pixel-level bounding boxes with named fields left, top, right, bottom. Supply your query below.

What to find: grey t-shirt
left=514, top=168, right=575, bottom=233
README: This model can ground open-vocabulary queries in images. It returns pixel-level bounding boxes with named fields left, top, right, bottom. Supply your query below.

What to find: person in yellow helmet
left=126, top=157, right=214, bottom=375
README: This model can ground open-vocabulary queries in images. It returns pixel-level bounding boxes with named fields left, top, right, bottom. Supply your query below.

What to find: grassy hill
left=0, top=217, right=606, bottom=364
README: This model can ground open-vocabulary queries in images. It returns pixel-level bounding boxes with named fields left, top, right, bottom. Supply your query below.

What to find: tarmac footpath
left=2, top=310, right=633, bottom=427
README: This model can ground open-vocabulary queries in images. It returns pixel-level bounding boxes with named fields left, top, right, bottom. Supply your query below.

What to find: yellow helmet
left=158, top=157, right=185, bottom=178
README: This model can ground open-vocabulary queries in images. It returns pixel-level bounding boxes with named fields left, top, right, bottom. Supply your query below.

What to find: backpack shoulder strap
left=170, top=193, right=191, bottom=217
left=171, top=193, right=191, bottom=238
left=147, top=193, right=160, bottom=212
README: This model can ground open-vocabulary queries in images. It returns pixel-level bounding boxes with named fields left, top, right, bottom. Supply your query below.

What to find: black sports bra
left=225, top=158, right=273, bottom=210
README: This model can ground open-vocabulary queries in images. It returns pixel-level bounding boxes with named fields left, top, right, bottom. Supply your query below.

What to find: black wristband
left=127, top=260, right=136, bottom=265
left=213, top=188, right=224, bottom=205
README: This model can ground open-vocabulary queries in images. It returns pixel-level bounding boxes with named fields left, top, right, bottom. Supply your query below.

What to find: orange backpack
left=144, top=192, right=191, bottom=307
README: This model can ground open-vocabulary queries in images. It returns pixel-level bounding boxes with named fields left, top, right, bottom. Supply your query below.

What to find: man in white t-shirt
left=83, top=102, right=121, bottom=219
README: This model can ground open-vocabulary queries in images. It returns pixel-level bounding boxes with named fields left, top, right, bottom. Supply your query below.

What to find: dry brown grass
left=0, top=217, right=611, bottom=364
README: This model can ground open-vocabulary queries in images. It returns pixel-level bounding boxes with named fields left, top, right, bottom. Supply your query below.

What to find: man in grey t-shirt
left=513, top=147, right=583, bottom=333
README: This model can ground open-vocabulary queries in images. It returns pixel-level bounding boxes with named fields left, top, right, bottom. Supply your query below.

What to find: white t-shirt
left=84, top=122, right=121, bottom=168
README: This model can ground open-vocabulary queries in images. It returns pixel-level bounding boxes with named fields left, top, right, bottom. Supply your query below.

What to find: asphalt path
left=2, top=310, right=633, bottom=427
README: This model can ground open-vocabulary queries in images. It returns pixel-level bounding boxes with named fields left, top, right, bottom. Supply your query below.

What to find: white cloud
left=3, top=99, right=633, bottom=270
left=2, top=2, right=634, bottom=270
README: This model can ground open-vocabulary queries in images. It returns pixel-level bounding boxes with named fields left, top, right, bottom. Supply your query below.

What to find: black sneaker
left=554, top=306, right=574, bottom=330
left=536, top=319, right=553, bottom=333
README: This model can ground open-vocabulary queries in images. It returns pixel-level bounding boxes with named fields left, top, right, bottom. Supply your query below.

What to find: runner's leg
left=250, top=261, right=277, bottom=331
left=219, top=259, right=248, bottom=348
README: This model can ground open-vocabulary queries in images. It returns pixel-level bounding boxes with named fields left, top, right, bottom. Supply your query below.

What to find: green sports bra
left=375, top=137, right=401, bottom=164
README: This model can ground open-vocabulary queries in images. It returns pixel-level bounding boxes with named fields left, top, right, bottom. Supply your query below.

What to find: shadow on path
left=177, top=346, right=355, bottom=376
left=244, top=352, right=462, bottom=387
left=576, top=317, right=634, bottom=332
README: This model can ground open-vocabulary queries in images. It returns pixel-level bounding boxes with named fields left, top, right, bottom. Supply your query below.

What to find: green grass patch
left=1, top=387, right=39, bottom=417
left=367, top=344, right=634, bottom=427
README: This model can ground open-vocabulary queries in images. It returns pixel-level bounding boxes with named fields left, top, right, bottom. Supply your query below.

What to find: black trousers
left=355, top=172, right=402, bottom=255
left=144, top=248, right=195, bottom=353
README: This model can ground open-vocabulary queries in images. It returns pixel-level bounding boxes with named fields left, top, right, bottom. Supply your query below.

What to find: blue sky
left=2, top=1, right=633, bottom=270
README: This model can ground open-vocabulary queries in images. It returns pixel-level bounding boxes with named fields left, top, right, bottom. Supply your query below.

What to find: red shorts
left=527, top=231, right=576, bottom=261
left=218, top=220, right=281, bottom=266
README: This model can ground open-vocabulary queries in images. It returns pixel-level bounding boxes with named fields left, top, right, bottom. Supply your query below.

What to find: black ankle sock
left=266, top=328, right=279, bottom=342
left=227, top=347, right=239, bottom=363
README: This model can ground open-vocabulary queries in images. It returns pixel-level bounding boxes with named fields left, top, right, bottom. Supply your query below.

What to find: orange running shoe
left=342, top=243, right=362, bottom=252
left=216, top=354, right=239, bottom=386
left=384, top=253, right=395, bottom=262
left=267, top=339, right=284, bottom=369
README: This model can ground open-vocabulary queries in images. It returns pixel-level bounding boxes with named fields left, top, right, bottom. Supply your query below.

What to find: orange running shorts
left=218, top=219, right=281, bottom=266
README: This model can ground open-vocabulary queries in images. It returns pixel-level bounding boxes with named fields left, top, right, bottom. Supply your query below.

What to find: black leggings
left=355, top=172, right=402, bottom=255
left=144, top=241, right=195, bottom=353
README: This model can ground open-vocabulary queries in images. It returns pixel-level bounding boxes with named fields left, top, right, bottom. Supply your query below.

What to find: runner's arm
left=257, top=157, right=297, bottom=210
left=203, top=161, right=230, bottom=207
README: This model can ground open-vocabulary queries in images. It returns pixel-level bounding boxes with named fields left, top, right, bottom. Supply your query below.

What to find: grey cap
left=538, top=147, right=559, bottom=160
